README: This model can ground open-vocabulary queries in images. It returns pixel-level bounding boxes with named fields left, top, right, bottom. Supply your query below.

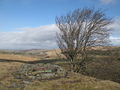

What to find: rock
left=14, top=63, right=67, bottom=81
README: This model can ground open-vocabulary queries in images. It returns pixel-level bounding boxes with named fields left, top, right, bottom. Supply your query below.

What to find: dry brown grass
left=24, top=72, right=120, bottom=90
left=0, top=48, right=120, bottom=90
left=0, top=53, right=38, bottom=61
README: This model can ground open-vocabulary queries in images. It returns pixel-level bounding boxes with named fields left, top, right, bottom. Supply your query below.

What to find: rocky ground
left=0, top=63, right=67, bottom=90
left=14, top=63, right=67, bottom=81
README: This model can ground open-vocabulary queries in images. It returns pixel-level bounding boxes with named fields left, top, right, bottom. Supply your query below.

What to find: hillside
left=0, top=47, right=120, bottom=90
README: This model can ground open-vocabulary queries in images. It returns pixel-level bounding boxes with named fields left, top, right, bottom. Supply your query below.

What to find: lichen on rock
left=14, top=63, right=67, bottom=81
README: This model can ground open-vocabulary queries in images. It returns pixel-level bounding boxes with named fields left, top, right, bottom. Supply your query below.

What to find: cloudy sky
left=0, top=0, right=120, bottom=50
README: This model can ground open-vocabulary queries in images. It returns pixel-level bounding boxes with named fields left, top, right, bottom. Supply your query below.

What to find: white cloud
left=0, top=18, right=120, bottom=50
left=108, top=18, right=120, bottom=46
left=108, top=18, right=120, bottom=36
left=0, top=24, right=59, bottom=50
left=110, top=36, right=120, bottom=46
left=100, top=0, right=116, bottom=4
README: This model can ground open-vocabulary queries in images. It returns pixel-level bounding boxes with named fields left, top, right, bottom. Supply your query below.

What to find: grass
left=0, top=47, right=120, bottom=90
left=1, top=71, right=120, bottom=90
left=0, top=53, right=38, bottom=61
left=22, top=73, right=120, bottom=90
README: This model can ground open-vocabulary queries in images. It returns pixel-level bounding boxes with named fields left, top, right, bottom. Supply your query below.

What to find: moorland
left=0, top=46, right=120, bottom=90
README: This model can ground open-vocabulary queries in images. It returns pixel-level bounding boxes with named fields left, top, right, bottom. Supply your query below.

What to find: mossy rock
left=14, top=63, right=67, bottom=81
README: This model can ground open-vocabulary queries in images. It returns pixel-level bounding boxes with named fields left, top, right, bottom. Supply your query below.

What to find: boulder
left=14, top=63, right=67, bottom=81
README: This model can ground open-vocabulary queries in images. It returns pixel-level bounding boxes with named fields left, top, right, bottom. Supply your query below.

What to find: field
left=0, top=47, right=120, bottom=90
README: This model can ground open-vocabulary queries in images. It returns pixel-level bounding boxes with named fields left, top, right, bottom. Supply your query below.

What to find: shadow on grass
left=0, top=59, right=67, bottom=64
left=0, top=57, right=120, bottom=84
left=82, top=58, right=120, bottom=83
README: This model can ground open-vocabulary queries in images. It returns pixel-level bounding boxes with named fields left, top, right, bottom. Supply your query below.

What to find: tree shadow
left=82, top=59, right=120, bottom=83
left=0, top=59, right=66, bottom=64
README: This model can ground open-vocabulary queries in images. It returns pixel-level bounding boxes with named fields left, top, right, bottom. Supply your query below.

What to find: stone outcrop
left=14, top=63, right=67, bottom=81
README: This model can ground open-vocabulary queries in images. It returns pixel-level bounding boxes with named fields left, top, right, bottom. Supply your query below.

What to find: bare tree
left=56, top=8, right=111, bottom=72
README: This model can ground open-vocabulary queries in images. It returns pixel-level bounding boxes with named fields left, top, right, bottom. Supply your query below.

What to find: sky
left=0, top=0, right=120, bottom=50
